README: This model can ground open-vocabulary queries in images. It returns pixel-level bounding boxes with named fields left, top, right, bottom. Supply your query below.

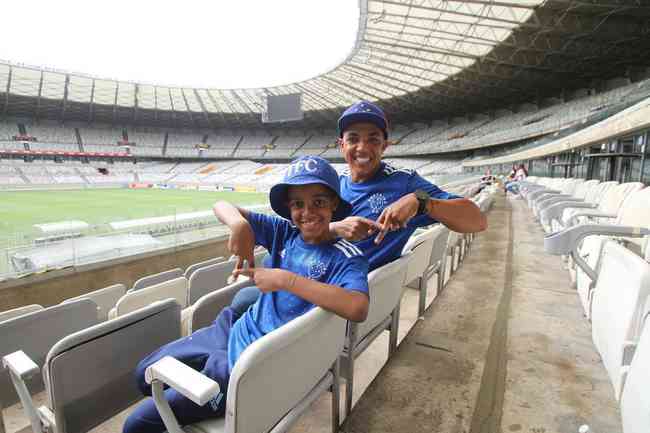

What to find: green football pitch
left=0, top=188, right=268, bottom=240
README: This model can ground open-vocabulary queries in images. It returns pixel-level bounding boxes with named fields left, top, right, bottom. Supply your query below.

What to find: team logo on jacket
left=308, top=261, right=328, bottom=279
left=368, top=193, right=388, bottom=215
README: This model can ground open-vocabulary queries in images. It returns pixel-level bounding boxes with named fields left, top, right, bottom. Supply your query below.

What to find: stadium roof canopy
left=2, top=0, right=650, bottom=129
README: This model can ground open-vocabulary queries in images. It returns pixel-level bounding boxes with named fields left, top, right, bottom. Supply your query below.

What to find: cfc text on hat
left=269, top=156, right=352, bottom=222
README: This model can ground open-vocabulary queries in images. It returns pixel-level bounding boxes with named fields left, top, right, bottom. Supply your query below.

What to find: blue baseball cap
left=270, top=156, right=352, bottom=222
left=337, top=100, right=389, bottom=139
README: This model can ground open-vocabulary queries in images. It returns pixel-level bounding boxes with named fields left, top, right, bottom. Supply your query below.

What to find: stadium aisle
left=340, top=194, right=621, bottom=433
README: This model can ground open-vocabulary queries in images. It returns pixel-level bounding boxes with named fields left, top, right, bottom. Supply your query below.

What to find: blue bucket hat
left=270, top=156, right=352, bottom=222
left=337, top=100, right=388, bottom=139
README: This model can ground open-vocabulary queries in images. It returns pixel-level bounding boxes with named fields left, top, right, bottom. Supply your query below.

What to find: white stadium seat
left=109, top=277, right=188, bottom=319
left=147, top=306, right=345, bottom=433
left=620, top=299, right=650, bottom=433
left=342, top=252, right=412, bottom=416
left=589, top=241, right=650, bottom=400
left=3, top=300, right=180, bottom=433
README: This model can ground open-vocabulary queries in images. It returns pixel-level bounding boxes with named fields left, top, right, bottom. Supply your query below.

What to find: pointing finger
left=374, top=225, right=390, bottom=244
left=359, top=217, right=381, bottom=231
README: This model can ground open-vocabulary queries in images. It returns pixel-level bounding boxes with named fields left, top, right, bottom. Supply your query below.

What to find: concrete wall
left=0, top=236, right=231, bottom=311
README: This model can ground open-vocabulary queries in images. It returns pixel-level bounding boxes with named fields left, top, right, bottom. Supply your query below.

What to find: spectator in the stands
left=123, top=156, right=368, bottom=433
left=505, top=164, right=527, bottom=195
left=226, top=101, right=487, bottom=311
left=330, top=100, right=487, bottom=270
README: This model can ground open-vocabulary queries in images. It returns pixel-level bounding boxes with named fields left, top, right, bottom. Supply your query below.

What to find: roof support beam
left=303, top=79, right=352, bottom=107
left=112, top=82, right=119, bottom=125
left=372, top=0, right=538, bottom=11
left=35, top=71, right=44, bottom=120
left=88, top=79, right=95, bottom=123
left=322, top=74, right=386, bottom=101
left=193, top=89, right=213, bottom=128
left=133, top=84, right=139, bottom=123
left=61, top=74, right=70, bottom=123
left=374, top=0, right=537, bottom=26
left=364, top=37, right=479, bottom=61
left=230, top=90, right=257, bottom=116
left=372, top=12, right=518, bottom=32
left=216, top=89, right=245, bottom=127
left=180, top=88, right=195, bottom=126
left=168, top=88, right=178, bottom=127
left=3, top=66, right=12, bottom=118
left=153, top=85, right=158, bottom=123
left=202, top=89, right=228, bottom=127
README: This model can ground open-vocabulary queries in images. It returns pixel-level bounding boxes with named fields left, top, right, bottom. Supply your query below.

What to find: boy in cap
left=333, top=100, right=487, bottom=270
left=123, top=156, right=369, bottom=433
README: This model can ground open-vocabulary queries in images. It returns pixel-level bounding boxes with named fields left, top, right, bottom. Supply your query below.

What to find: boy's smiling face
left=287, top=184, right=339, bottom=244
left=339, top=122, right=388, bottom=183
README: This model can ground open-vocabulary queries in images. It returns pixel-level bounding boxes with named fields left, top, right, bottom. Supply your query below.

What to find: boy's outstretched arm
left=233, top=267, right=369, bottom=322
left=213, top=201, right=256, bottom=270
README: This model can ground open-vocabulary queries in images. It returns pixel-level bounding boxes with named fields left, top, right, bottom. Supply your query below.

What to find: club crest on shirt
left=368, top=193, right=388, bottom=215
left=308, top=260, right=328, bottom=280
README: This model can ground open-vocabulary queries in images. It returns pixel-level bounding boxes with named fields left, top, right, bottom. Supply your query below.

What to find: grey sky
left=1, top=0, right=359, bottom=88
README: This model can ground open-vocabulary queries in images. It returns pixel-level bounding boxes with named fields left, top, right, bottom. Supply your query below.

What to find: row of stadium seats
left=0, top=159, right=466, bottom=188
left=1, top=78, right=648, bottom=161
left=0, top=187, right=495, bottom=433
left=518, top=176, right=649, bottom=432
left=388, top=78, right=650, bottom=156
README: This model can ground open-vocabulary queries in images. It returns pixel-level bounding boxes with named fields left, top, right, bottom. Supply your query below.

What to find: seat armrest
left=145, top=356, right=222, bottom=433
left=538, top=196, right=583, bottom=213
left=2, top=350, right=39, bottom=379
left=145, top=356, right=221, bottom=406
left=2, top=351, right=43, bottom=433
left=544, top=224, right=650, bottom=280
left=568, top=210, right=617, bottom=226
left=541, top=201, right=596, bottom=225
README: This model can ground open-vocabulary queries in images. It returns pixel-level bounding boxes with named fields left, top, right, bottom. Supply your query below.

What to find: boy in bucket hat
left=123, top=156, right=369, bottom=433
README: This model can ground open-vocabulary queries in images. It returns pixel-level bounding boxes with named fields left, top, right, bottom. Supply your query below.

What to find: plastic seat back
left=187, top=262, right=235, bottom=305
left=402, top=228, right=438, bottom=285
left=184, top=256, right=225, bottom=280
left=614, top=187, right=650, bottom=253
left=356, top=253, right=411, bottom=342
left=591, top=241, right=650, bottom=400
left=429, top=225, right=450, bottom=270
left=562, top=178, right=583, bottom=195
left=0, top=304, right=43, bottom=323
left=45, top=299, right=181, bottom=433
left=111, top=277, right=188, bottom=318
left=585, top=181, right=617, bottom=203
left=600, top=182, right=645, bottom=216
left=0, top=300, right=98, bottom=408
left=131, top=268, right=183, bottom=291
left=62, top=284, right=126, bottom=321
left=188, top=260, right=239, bottom=305
left=620, top=302, right=650, bottom=433
left=223, top=307, right=346, bottom=433
left=188, top=280, right=253, bottom=333
left=573, top=179, right=599, bottom=200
